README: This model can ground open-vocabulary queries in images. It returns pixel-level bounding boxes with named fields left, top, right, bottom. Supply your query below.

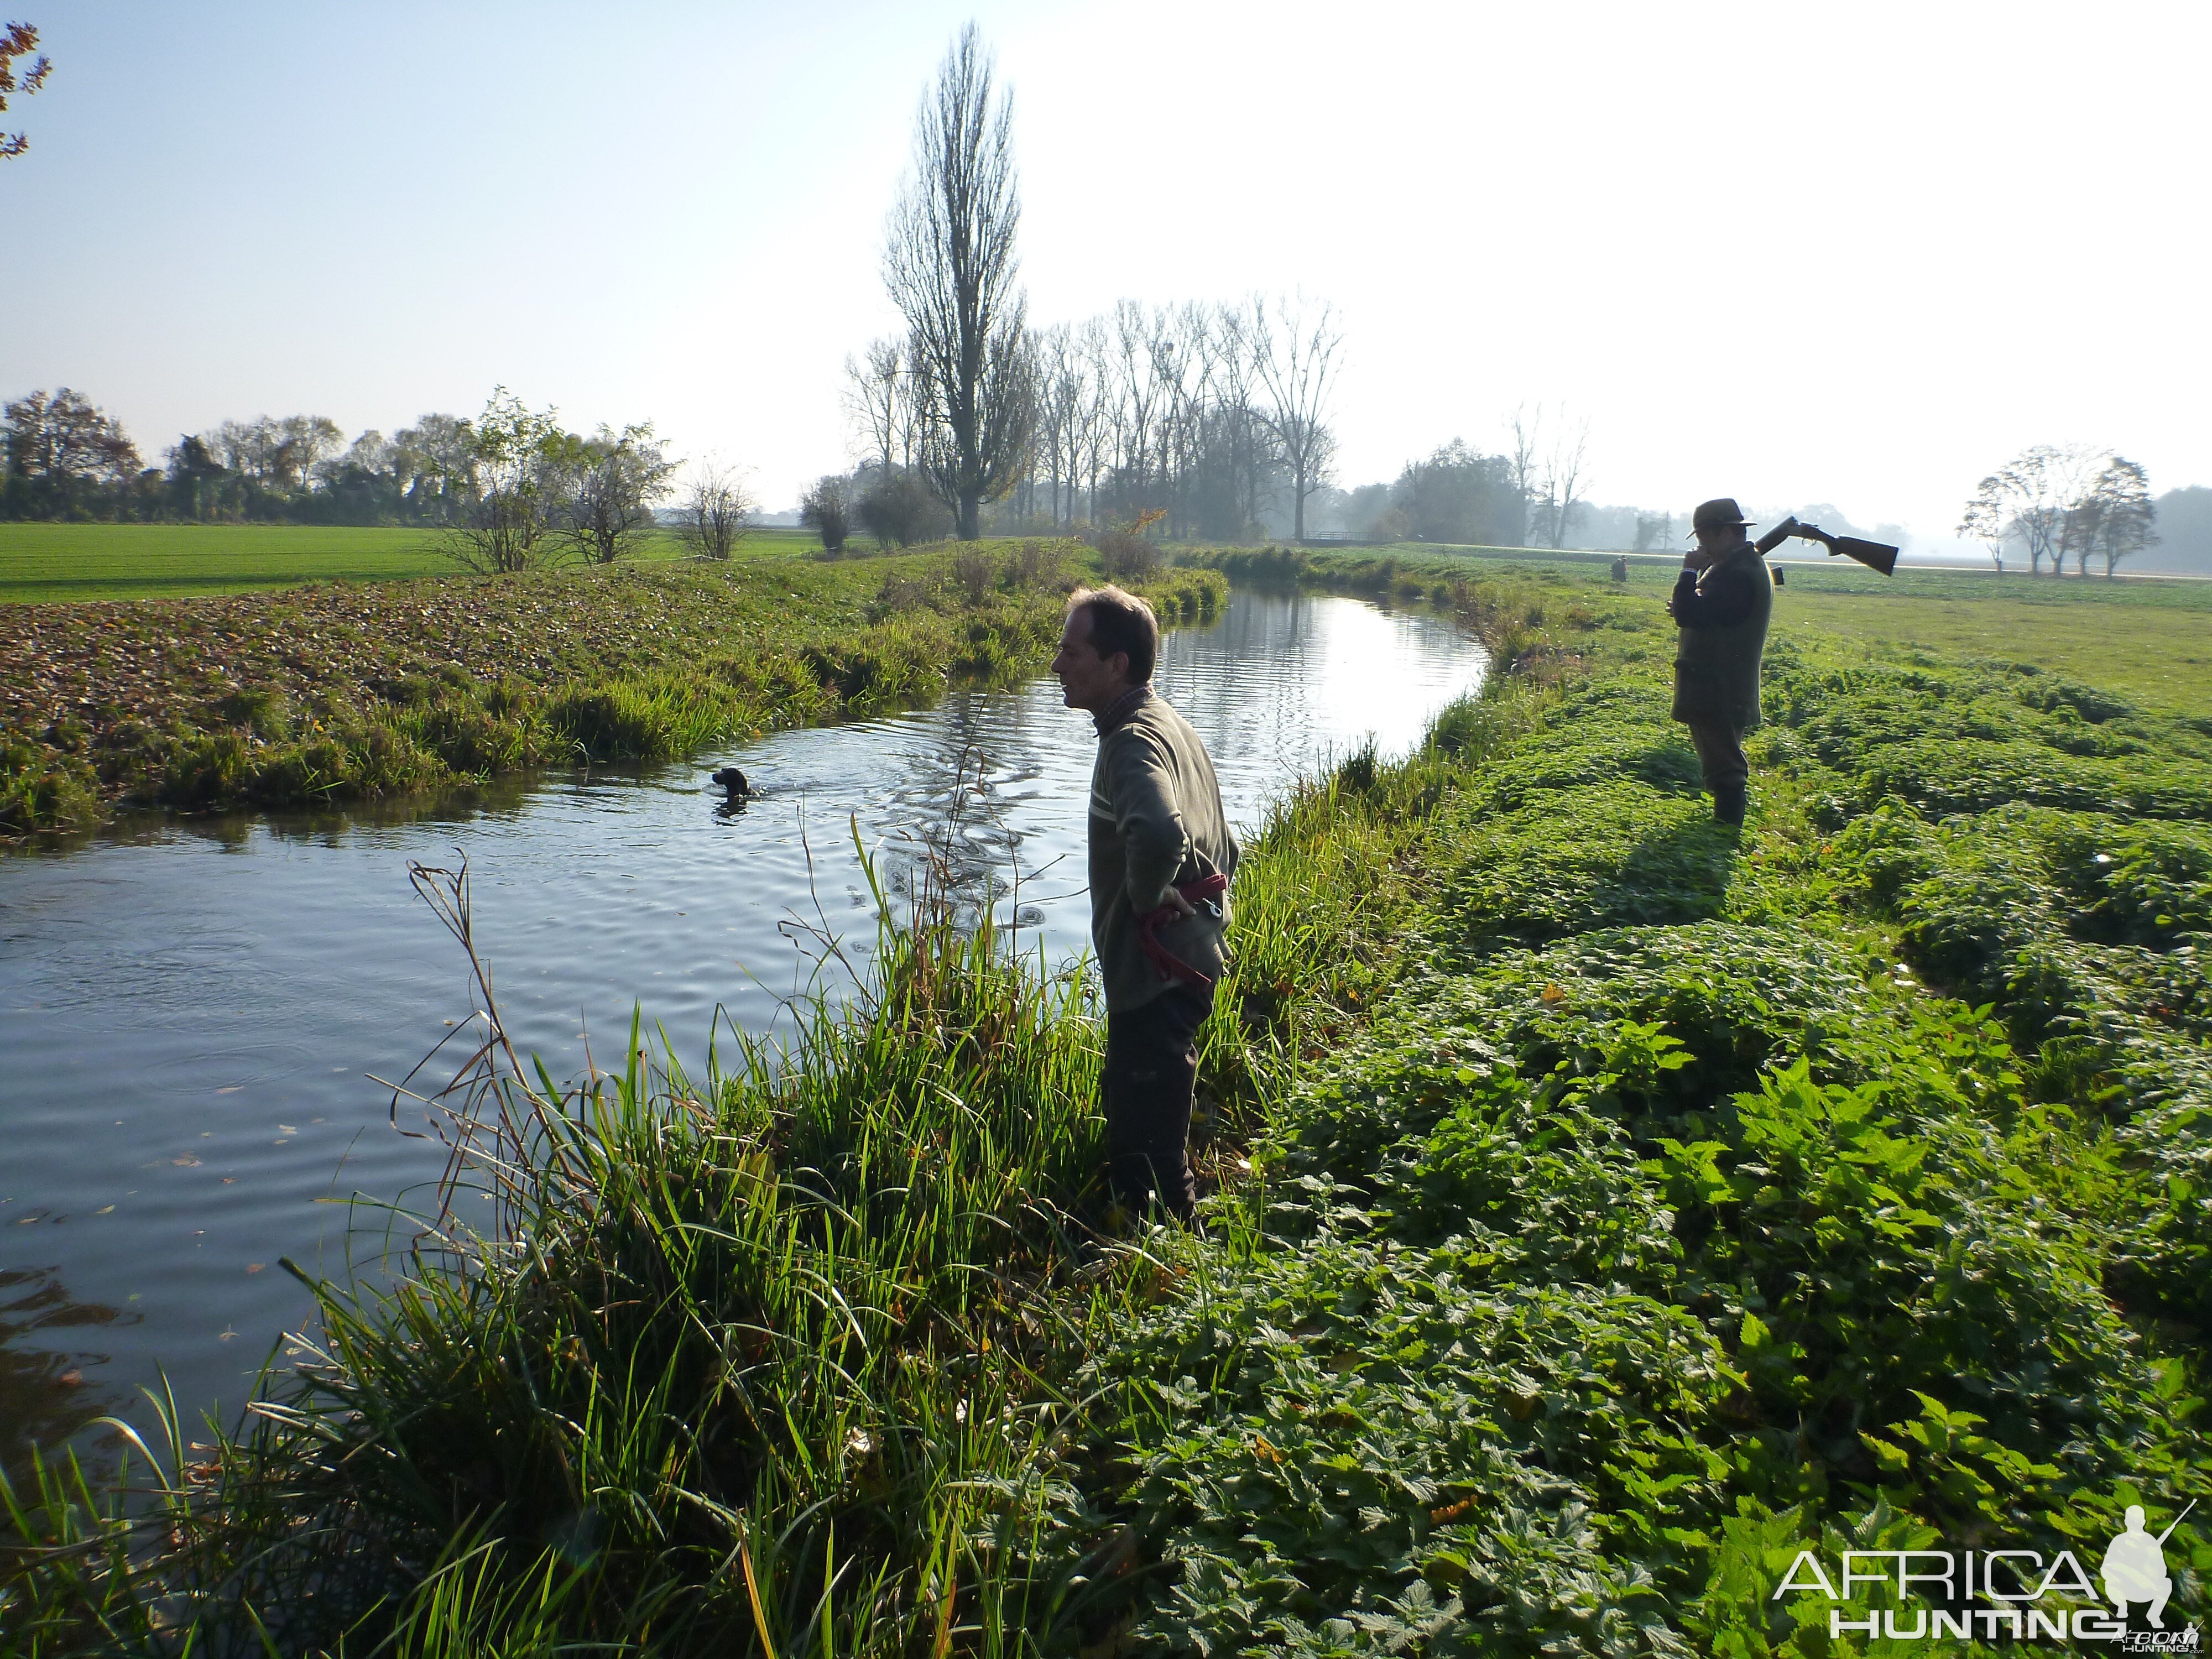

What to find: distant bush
left=799, top=474, right=852, bottom=554
left=1009, top=538, right=1063, bottom=588
left=857, top=471, right=952, bottom=548
left=1096, top=525, right=1161, bottom=579
left=951, top=546, right=997, bottom=602
left=872, top=573, right=932, bottom=616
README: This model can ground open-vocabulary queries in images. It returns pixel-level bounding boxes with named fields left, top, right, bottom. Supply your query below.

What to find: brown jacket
left=1087, top=686, right=1239, bottom=1014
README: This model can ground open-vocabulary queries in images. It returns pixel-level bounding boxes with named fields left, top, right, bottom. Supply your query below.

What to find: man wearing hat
left=1668, top=497, right=1774, bottom=827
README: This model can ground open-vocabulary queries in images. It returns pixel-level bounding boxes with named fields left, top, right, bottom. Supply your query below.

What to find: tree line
left=824, top=307, right=1609, bottom=554
left=834, top=26, right=1607, bottom=555
left=849, top=28, right=1355, bottom=545
left=0, top=32, right=1663, bottom=563
left=0, top=384, right=771, bottom=572
left=3, top=387, right=479, bottom=525
left=1959, top=445, right=2157, bottom=577
left=836, top=293, right=1345, bottom=544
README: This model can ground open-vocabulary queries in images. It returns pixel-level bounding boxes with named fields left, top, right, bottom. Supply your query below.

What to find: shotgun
left=2155, top=1499, right=2198, bottom=1547
left=1754, top=515, right=1898, bottom=576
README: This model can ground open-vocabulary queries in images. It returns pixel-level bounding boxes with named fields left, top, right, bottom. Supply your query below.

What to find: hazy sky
left=3, top=1, right=2205, bottom=536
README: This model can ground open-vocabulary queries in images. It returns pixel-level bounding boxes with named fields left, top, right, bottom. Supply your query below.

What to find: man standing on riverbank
left=1053, top=585, right=1239, bottom=1225
left=1668, top=497, right=1775, bottom=826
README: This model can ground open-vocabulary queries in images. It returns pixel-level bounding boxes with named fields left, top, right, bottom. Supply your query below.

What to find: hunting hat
left=1691, top=498, right=1755, bottom=535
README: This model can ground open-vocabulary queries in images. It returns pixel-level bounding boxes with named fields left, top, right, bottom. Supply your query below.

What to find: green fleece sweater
left=1087, top=685, right=1240, bottom=1014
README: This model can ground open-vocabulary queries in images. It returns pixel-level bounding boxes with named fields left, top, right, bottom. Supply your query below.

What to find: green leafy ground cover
left=4, top=560, right=2205, bottom=1655
left=0, top=543, right=1222, bottom=835
left=0, top=524, right=848, bottom=602
left=1056, top=556, right=2210, bottom=1655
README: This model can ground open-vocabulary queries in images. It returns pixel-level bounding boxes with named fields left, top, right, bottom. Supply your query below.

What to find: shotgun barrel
left=1754, top=516, right=1801, bottom=556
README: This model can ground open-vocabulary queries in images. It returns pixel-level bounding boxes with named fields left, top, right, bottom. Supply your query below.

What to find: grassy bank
left=6, top=559, right=2206, bottom=1653
left=0, top=524, right=857, bottom=602
left=0, top=542, right=1223, bottom=835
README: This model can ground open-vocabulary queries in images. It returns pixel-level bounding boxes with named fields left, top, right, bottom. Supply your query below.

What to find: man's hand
left=1154, top=887, right=1198, bottom=920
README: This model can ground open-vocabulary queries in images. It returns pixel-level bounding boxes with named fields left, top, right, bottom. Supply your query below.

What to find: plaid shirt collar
left=1093, top=682, right=1154, bottom=737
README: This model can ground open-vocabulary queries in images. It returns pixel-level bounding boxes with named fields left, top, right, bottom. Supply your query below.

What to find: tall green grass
left=0, top=821, right=1222, bottom=1655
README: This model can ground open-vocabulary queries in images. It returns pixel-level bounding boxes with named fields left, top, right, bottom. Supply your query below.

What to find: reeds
left=1, top=799, right=1209, bottom=1655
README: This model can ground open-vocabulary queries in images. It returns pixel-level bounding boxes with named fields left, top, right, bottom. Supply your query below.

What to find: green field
left=18, top=528, right=2206, bottom=719
left=0, top=523, right=844, bottom=601
left=1624, top=555, right=2212, bottom=716
left=1207, top=542, right=2212, bottom=719
left=1772, top=571, right=2212, bottom=716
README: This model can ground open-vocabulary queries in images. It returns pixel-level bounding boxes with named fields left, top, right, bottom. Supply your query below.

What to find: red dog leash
left=1137, top=872, right=1230, bottom=989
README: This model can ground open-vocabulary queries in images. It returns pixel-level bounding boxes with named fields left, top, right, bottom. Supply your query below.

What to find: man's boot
left=1713, top=780, right=1747, bottom=826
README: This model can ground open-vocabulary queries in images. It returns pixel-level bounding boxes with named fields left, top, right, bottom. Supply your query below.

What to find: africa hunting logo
left=1771, top=1501, right=2198, bottom=1648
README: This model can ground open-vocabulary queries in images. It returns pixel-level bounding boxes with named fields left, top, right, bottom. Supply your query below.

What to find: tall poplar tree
left=883, top=25, right=1034, bottom=541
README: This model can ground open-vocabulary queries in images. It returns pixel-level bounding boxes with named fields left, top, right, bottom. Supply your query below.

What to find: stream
left=0, top=588, right=1486, bottom=1475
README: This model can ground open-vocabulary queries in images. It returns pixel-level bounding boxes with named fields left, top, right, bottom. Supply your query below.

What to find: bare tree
left=884, top=24, right=1033, bottom=540
left=843, top=338, right=905, bottom=478
left=1033, top=323, right=1081, bottom=529
left=1502, top=405, right=1546, bottom=548
left=1215, top=300, right=1277, bottom=536
left=562, top=422, right=676, bottom=565
left=0, top=20, right=51, bottom=160
left=679, top=462, right=753, bottom=561
left=1251, top=293, right=1342, bottom=542
left=1535, top=413, right=1592, bottom=549
left=851, top=285, right=1312, bottom=542
left=1073, top=315, right=1113, bottom=526
left=1108, top=299, right=1178, bottom=523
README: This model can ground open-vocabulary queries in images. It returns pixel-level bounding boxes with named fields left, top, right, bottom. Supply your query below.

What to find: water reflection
left=0, top=1265, right=131, bottom=1494
left=166, top=774, right=547, bottom=849
left=0, top=590, right=1484, bottom=1474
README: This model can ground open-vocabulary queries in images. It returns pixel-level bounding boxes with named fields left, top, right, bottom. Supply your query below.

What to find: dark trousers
left=1103, top=985, right=1212, bottom=1221
left=1685, top=721, right=1748, bottom=822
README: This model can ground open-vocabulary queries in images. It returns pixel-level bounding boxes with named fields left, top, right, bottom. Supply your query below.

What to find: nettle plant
left=1036, top=637, right=2207, bottom=1657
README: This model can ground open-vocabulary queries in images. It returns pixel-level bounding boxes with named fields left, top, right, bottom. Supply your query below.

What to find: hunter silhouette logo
left=1771, top=1499, right=2200, bottom=1646
left=2104, top=1502, right=2193, bottom=1631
